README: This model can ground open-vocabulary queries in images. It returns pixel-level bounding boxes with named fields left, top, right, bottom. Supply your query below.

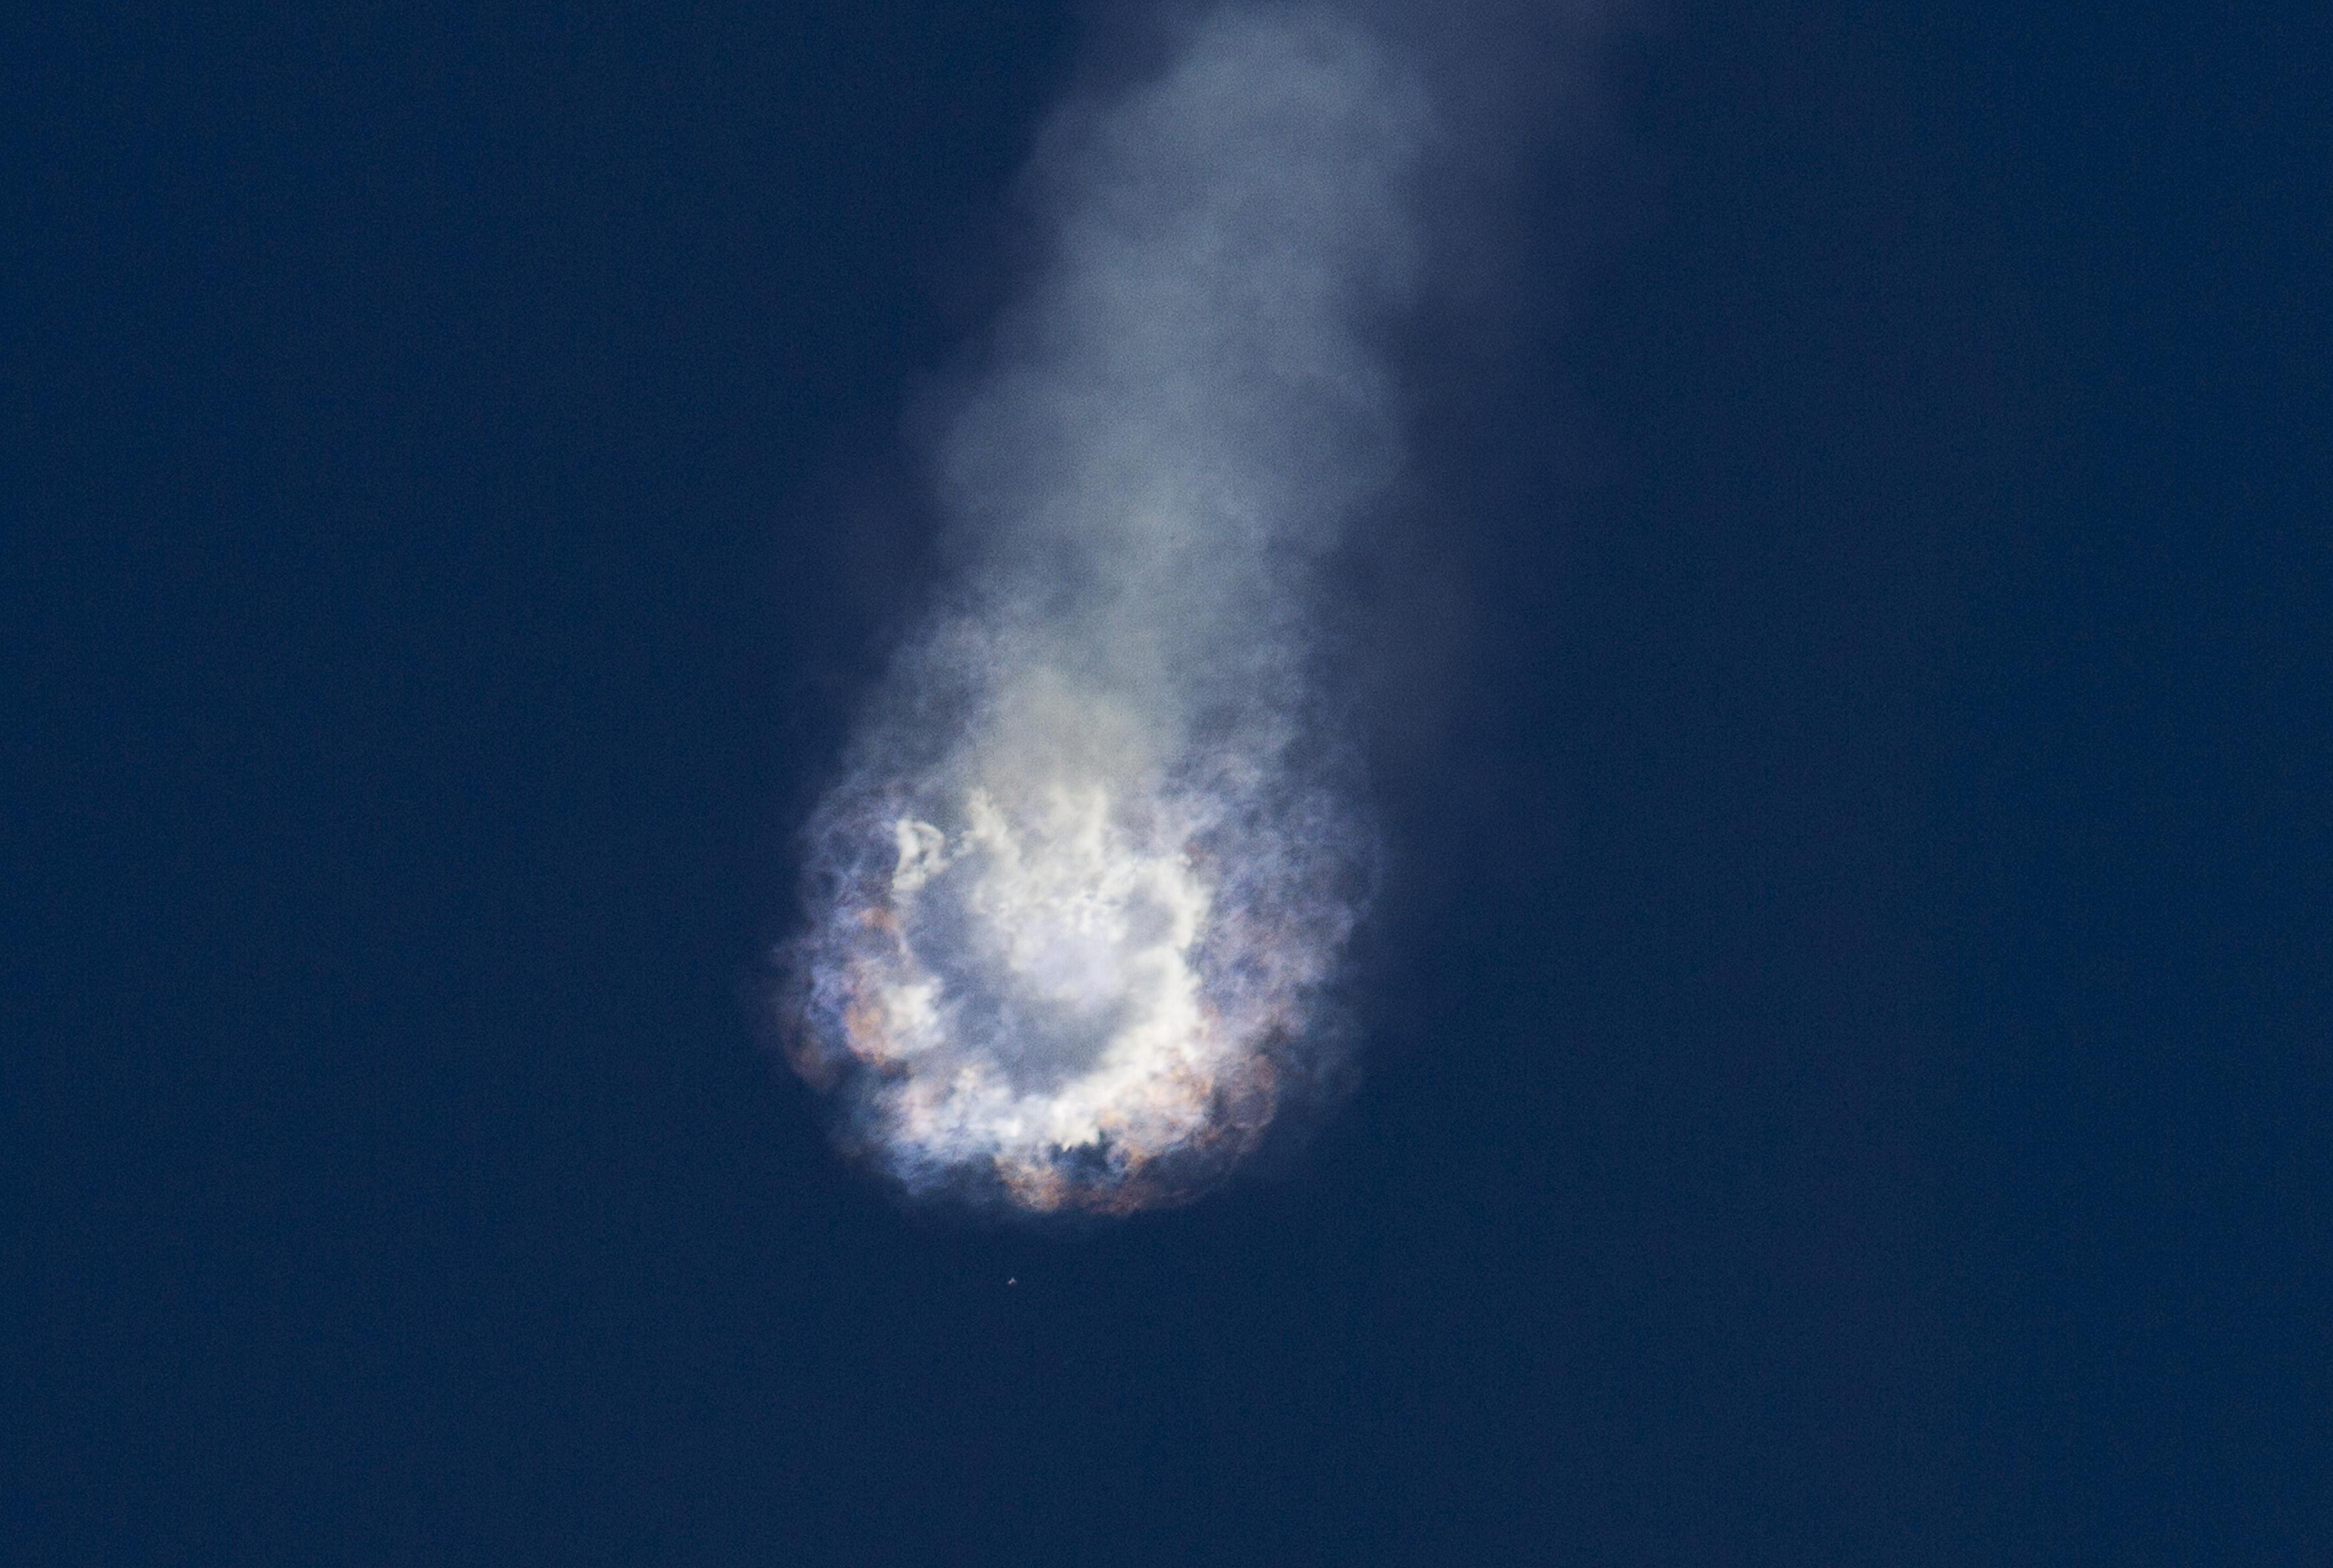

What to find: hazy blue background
left=8, top=4, right=2324, bottom=1563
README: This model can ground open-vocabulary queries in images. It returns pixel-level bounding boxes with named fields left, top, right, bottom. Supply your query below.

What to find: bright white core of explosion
left=791, top=666, right=1363, bottom=1213
left=858, top=780, right=1224, bottom=1197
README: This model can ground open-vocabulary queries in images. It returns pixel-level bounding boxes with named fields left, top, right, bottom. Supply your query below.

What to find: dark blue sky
left=8, top=4, right=2325, bottom=1564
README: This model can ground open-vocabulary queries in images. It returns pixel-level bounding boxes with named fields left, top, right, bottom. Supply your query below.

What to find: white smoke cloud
left=779, top=3, right=1582, bottom=1213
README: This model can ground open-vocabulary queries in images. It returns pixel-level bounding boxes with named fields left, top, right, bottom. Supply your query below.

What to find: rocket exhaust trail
left=781, top=5, right=1438, bottom=1213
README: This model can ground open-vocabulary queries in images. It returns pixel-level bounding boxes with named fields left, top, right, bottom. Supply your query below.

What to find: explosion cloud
left=784, top=5, right=1442, bottom=1213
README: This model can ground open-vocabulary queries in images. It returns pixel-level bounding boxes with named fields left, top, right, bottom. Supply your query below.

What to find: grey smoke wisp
left=782, top=5, right=1452, bottom=1213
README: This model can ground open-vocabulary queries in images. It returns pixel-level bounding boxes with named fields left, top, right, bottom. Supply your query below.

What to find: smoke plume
left=781, top=3, right=1559, bottom=1213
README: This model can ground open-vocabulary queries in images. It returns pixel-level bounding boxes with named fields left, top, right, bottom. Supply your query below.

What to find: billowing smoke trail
left=785, top=5, right=1438, bottom=1213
